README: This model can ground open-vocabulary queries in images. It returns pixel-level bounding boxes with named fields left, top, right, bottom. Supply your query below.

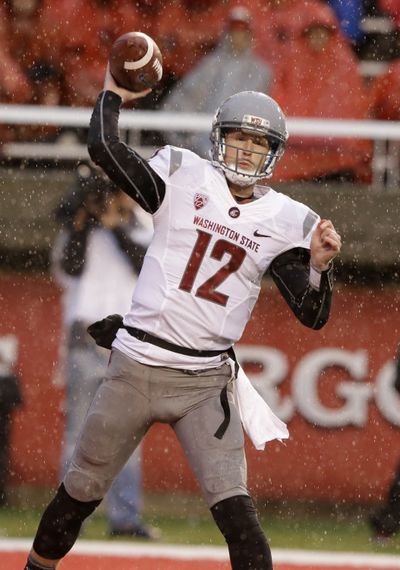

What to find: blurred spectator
left=162, top=6, right=272, bottom=157
left=0, top=2, right=32, bottom=106
left=326, top=0, right=365, bottom=44
left=232, top=0, right=304, bottom=74
left=34, top=0, right=162, bottom=109
left=0, top=0, right=63, bottom=142
left=155, top=0, right=230, bottom=85
left=52, top=164, right=157, bottom=538
left=270, top=1, right=372, bottom=182
left=16, top=63, right=63, bottom=142
left=45, top=0, right=136, bottom=108
left=0, top=335, right=22, bottom=506
left=61, top=0, right=166, bottom=110
left=2, top=0, right=50, bottom=67
left=122, top=0, right=162, bottom=36
left=379, top=0, right=400, bottom=28
left=369, top=53, right=400, bottom=186
left=369, top=347, right=400, bottom=542
left=152, top=0, right=183, bottom=92
left=46, top=0, right=189, bottom=108
left=371, top=58, right=400, bottom=120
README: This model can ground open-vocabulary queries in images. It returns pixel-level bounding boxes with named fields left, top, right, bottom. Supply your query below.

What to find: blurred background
left=0, top=0, right=399, bottom=554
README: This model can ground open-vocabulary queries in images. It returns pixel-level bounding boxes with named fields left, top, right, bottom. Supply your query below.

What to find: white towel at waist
left=233, top=364, right=289, bottom=451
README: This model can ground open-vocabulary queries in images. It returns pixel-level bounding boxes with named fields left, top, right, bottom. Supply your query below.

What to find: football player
left=25, top=66, right=341, bottom=570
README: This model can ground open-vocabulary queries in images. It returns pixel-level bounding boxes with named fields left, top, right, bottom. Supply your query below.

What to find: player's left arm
left=270, top=220, right=341, bottom=330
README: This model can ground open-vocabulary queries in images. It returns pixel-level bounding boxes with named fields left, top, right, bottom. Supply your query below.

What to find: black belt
left=124, top=325, right=238, bottom=440
left=124, top=325, right=228, bottom=358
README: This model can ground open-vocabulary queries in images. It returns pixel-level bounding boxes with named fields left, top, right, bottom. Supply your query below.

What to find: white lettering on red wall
left=236, top=345, right=400, bottom=428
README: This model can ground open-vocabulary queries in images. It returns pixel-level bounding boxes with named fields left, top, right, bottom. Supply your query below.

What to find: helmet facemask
left=211, top=126, right=284, bottom=187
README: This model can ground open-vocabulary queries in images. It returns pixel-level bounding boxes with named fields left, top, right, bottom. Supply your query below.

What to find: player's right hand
left=104, top=63, right=152, bottom=103
left=310, top=219, right=341, bottom=272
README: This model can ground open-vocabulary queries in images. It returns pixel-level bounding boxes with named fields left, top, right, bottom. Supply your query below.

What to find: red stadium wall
left=1, top=274, right=399, bottom=503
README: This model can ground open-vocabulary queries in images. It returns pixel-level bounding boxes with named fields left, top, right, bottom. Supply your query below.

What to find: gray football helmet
left=210, top=91, right=288, bottom=187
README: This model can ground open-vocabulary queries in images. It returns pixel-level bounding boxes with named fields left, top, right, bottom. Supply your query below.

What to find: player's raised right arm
left=88, top=67, right=165, bottom=214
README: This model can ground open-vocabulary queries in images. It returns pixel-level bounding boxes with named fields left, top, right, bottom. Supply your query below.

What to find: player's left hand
left=310, top=219, right=341, bottom=272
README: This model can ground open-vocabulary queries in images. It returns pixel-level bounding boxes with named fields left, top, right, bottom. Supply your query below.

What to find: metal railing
left=1, top=103, right=399, bottom=188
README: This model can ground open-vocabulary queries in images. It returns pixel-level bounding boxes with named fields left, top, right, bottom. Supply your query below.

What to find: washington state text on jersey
left=193, top=215, right=260, bottom=253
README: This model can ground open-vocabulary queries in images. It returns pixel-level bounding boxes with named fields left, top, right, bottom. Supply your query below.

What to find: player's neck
left=228, top=182, right=255, bottom=203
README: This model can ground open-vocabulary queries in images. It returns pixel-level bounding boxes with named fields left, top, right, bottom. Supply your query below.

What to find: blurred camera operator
left=52, top=163, right=157, bottom=539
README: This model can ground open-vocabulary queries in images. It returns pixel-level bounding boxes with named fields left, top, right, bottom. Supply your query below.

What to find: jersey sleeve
left=147, top=146, right=171, bottom=180
left=87, top=91, right=166, bottom=214
left=268, top=198, right=332, bottom=330
left=288, top=202, right=320, bottom=251
left=148, top=145, right=190, bottom=183
left=270, top=247, right=333, bottom=330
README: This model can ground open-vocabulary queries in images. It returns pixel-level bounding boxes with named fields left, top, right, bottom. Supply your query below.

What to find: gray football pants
left=64, top=348, right=248, bottom=508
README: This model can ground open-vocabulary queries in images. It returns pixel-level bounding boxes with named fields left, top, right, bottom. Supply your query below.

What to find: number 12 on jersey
left=179, top=229, right=246, bottom=306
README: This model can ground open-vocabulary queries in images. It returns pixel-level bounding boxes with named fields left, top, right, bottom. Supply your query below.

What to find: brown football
left=109, top=31, right=163, bottom=92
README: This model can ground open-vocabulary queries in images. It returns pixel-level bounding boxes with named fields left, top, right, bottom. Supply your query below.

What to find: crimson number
left=179, top=229, right=246, bottom=306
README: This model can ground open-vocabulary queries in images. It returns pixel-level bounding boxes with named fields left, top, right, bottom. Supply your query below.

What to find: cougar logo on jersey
left=194, top=193, right=208, bottom=210
left=228, top=207, right=240, bottom=218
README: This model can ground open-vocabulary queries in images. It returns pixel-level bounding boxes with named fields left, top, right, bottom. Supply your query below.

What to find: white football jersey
left=114, top=146, right=319, bottom=369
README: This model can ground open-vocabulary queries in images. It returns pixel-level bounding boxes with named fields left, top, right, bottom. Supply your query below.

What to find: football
left=109, top=31, right=163, bottom=92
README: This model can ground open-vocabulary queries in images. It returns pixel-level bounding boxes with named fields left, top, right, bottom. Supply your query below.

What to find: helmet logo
left=194, top=193, right=208, bottom=210
left=242, top=114, right=269, bottom=129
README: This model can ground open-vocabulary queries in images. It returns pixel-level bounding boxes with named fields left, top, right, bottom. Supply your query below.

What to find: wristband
left=309, top=264, right=322, bottom=290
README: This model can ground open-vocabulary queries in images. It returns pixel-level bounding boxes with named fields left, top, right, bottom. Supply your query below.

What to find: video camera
left=55, top=163, right=119, bottom=224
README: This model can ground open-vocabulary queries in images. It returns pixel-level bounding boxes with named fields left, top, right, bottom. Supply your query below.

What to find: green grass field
left=1, top=487, right=399, bottom=554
